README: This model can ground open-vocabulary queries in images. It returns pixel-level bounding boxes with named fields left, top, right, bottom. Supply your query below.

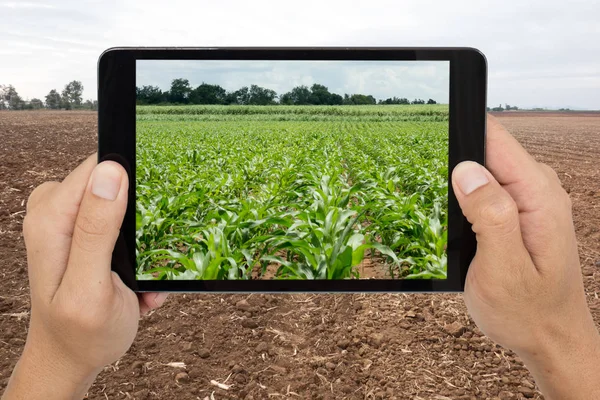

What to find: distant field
left=136, top=104, right=449, bottom=121
left=136, top=105, right=449, bottom=280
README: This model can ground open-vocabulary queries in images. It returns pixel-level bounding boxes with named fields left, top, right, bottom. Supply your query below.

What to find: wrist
left=517, top=314, right=600, bottom=399
left=2, top=339, right=100, bottom=400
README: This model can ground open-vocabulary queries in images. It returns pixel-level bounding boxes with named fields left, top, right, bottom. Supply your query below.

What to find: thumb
left=452, top=161, right=527, bottom=258
left=64, top=161, right=129, bottom=287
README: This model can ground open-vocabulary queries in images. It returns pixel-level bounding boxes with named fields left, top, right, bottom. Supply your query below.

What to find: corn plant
left=136, top=105, right=449, bottom=280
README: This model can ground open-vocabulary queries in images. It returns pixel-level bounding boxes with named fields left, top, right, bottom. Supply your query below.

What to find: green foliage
left=379, top=97, right=410, bottom=105
left=136, top=105, right=448, bottom=280
left=137, top=85, right=166, bottom=105
left=137, top=104, right=448, bottom=120
left=280, top=85, right=312, bottom=105
left=168, top=79, right=192, bottom=104
left=61, top=80, right=83, bottom=109
left=0, top=85, right=24, bottom=110
left=189, top=83, right=227, bottom=105
left=82, top=99, right=98, bottom=110
left=247, top=85, right=277, bottom=105
left=45, top=89, right=61, bottom=109
left=29, top=98, right=44, bottom=109
left=136, top=80, right=447, bottom=107
left=344, top=94, right=377, bottom=105
left=280, top=84, right=344, bottom=105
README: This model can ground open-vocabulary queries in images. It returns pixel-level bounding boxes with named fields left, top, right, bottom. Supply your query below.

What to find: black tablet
left=98, top=47, right=486, bottom=292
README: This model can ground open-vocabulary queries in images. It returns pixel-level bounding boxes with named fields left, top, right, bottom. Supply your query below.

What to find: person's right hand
left=451, top=115, right=600, bottom=399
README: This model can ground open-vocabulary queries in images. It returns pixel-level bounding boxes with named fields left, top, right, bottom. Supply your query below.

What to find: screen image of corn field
left=136, top=60, right=449, bottom=280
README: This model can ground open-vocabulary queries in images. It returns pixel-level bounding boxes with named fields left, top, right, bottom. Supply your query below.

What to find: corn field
left=136, top=105, right=448, bottom=280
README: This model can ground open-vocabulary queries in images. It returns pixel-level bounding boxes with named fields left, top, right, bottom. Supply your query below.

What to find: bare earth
left=0, top=111, right=598, bottom=400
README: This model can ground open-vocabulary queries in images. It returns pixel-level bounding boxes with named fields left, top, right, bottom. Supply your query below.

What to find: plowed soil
left=1, top=111, right=599, bottom=400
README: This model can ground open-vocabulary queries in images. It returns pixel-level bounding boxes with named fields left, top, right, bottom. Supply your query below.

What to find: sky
left=137, top=60, right=450, bottom=103
left=1, top=0, right=599, bottom=109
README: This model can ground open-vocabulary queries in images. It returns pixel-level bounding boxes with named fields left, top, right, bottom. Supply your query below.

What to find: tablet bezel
left=98, top=47, right=486, bottom=292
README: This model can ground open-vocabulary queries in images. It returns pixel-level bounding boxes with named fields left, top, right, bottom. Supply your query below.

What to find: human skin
left=2, top=116, right=599, bottom=399
left=452, top=115, right=600, bottom=399
left=1, top=156, right=168, bottom=400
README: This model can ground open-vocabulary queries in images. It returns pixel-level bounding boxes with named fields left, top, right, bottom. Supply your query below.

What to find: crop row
left=137, top=104, right=449, bottom=117
left=136, top=111, right=448, bottom=280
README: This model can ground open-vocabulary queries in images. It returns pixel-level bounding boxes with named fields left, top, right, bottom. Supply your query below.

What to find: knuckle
left=76, top=214, right=110, bottom=236
left=538, top=163, right=561, bottom=186
left=536, top=163, right=573, bottom=212
left=26, top=181, right=58, bottom=213
left=479, top=196, right=518, bottom=230
left=73, top=214, right=111, bottom=252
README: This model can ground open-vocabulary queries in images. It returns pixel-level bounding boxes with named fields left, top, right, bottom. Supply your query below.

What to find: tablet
left=98, top=47, right=486, bottom=292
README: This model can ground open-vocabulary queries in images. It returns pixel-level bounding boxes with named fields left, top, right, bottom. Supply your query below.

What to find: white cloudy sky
left=1, top=0, right=599, bottom=109
left=137, top=61, right=450, bottom=103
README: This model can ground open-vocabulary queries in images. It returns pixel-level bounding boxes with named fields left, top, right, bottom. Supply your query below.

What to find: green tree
left=309, top=84, right=331, bottom=105
left=82, top=99, right=98, bottom=110
left=136, top=85, right=165, bottom=104
left=411, top=99, right=425, bottom=105
left=380, top=96, right=410, bottom=105
left=248, top=85, right=277, bottom=105
left=61, top=80, right=84, bottom=109
left=1, top=85, right=24, bottom=110
left=344, top=94, right=376, bottom=105
left=29, top=98, right=44, bottom=109
left=45, top=89, right=62, bottom=109
left=168, top=79, right=191, bottom=104
left=308, top=84, right=344, bottom=105
left=0, top=85, right=9, bottom=109
left=189, top=83, right=227, bottom=104
left=226, top=86, right=250, bottom=105
left=427, top=99, right=437, bottom=104
left=280, top=85, right=312, bottom=105
left=329, top=93, right=343, bottom=105
left=279, top=92, right=292, bottom=105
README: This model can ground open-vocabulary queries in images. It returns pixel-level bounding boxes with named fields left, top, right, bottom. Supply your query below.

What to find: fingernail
left=154, top=292, right=169, bottom=307
left=454, top=161, right=490, bottom=195
left=91, top=162, right=122, bottom=201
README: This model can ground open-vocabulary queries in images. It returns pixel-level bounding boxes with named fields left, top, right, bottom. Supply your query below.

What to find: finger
left=63, top=161, right=129, bottom=289
left=139, top=293, right=169, bottom=315
left=486, top=114, right=538, bottom=181
left=27, top=154, right=97, bottom=240
left=26, top=181, right=59, bottom=213
left=48, top=154, right=98, bottom=231
left=452, top=161, right=533, bottom=274
left=23, top=155, right=97, bottom=302
left=23, top=181, right=59, bottom=299
left=485, top=115, right=548, bottom=212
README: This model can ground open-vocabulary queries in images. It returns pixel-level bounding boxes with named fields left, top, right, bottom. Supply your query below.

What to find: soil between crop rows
left=0, top=111, right=599, bottom=399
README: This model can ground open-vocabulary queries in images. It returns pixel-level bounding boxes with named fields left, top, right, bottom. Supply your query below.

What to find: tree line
left=137, top=79, right=438, bottom=106
left=487, top=103, right=520, bottom=112
left=0, top=81, right=97, bottom=110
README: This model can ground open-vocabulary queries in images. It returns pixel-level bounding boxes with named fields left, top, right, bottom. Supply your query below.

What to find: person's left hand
left=3, top=154, right=168, bottom=399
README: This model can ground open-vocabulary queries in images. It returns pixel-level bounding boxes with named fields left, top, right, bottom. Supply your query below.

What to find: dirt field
left=0, top=111, right=598, bottom=400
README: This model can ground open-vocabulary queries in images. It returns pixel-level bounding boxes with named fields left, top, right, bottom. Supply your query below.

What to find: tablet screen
left=135, top=60, right=449, bottom=280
